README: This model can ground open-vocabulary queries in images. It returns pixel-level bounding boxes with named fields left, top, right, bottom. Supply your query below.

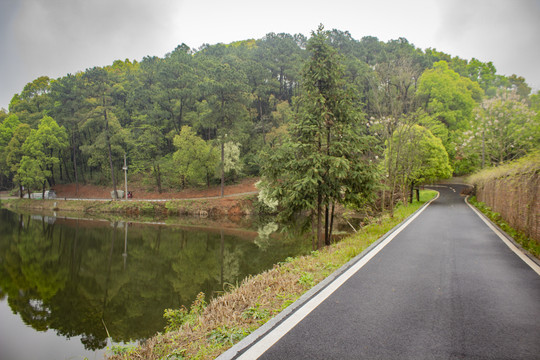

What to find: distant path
left=0, top=191, right=259, bottom=202
left=61, top=191, right=259, bottom=201
left=220, top=185, right=540, bottom=360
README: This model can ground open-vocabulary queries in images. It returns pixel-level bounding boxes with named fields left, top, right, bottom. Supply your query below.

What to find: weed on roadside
left=108, top=190, right=438, bottom=360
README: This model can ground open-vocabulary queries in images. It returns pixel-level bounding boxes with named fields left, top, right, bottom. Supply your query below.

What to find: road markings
left=232, top=193, right=440, bottom=360
left=466, top=198, right=540, bottom=276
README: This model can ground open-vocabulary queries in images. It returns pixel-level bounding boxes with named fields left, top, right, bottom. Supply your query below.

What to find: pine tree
left=261, top=25, right=377, bottom=249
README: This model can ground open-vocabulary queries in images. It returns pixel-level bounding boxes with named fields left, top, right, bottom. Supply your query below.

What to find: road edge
left=465, top=196, right=540, bottom=275
left=217, top=192, right=440, bottom=360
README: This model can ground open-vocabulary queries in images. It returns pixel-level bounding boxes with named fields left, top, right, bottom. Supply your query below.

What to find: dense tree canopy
left=1, top=26, right=538, bottom=213
left=260, top=26, right=377, bottom=249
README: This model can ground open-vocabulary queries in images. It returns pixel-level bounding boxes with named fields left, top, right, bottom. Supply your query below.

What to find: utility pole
left=123, top=154, right=128, bottom=200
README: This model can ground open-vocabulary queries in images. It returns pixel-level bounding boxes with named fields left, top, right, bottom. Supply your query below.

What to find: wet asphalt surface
left=253, top=185, right=540, bottom=359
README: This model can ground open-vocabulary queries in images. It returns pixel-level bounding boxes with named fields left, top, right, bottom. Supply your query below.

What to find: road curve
left=221, top=185, right=540, bottom=360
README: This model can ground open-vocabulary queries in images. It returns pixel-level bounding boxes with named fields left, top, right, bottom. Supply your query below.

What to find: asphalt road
left=224, top=185, right=540, bottom=360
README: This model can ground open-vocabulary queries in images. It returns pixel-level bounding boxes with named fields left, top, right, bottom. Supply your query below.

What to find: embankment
left=468, top=153, right=539, bottom=244
left=0, top=196, right=255, bottom=219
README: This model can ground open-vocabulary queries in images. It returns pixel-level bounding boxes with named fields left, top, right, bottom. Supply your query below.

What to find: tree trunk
left=104, top=106, right=118, bottom=199
left=311, top=212, right=317, bottom=251
left=221, top=141, right=225, bottom=198
left=381, top=188, right=386, bottom=212
left=50, top=153, right=56, bottom=186
left=324, top=204, right=330, bottom=246
left=328, top=202, right=335, bottom=245
left=72, top=130, right=79, bottom=196
left=317, top=191, right=323, bottom=249
left=154, top=162, right=162, bottom=193
left=62, top=155, right=72, bottom=183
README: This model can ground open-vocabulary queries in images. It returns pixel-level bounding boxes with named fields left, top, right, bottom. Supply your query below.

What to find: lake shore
left=106, top=190, right=439, bottom=360
left=0, top=179, right=259, bottom=218
left=0, top=195, right=256, bottom=219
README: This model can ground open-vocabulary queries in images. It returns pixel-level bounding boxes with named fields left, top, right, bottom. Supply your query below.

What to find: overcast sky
left=1, top=0, right=539, bottom=110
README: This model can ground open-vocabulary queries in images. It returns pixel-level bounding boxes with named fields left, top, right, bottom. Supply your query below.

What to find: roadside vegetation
left=0, top=22, right=538, bottom=360
left=1, top=25, right=538, bottom=211
left=108, top=190, right=437, bottom=360
left=468, top=196, right=540, bottom=259
left=467, top=152, right=540, bottom=258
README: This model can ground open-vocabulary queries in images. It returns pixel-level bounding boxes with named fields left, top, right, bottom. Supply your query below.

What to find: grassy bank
left=467, top=152, right=540, bottom=244
left=108, top=190, right=438, bottom=360
left=0, top=196, right=254, bottom=218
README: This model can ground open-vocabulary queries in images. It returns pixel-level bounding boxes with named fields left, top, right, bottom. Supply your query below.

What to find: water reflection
left=0, top=209, right=309, bottom=357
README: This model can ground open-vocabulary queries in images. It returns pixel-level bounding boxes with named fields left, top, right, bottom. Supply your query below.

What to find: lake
left=0, top=208, right=311, bottom=359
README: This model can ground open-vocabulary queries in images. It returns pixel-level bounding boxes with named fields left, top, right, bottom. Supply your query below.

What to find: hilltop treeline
left=1, top=29, right=539, bottom=200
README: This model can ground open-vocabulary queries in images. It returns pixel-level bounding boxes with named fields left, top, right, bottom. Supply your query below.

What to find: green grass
left=467, top=151, right=539, bottom=186
left=107, top=189, right=438, bottom=360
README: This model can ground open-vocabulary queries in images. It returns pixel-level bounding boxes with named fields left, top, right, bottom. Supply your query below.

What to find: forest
left=1, top=27, right=538, bottom=228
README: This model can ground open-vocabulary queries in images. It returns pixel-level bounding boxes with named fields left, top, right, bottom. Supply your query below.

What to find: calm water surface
left=0, top=209, right=310, bottom=359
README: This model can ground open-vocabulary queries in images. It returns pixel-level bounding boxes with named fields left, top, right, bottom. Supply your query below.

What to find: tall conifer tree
left=261, top=25, right=377, bottom=249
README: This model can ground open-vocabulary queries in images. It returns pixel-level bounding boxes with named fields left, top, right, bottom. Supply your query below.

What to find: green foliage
left=456, top=90, right=538, bottom=172
left=298, top=272, right=315, bottom=287
left=385, top=124, right=452, bottom=190
left=5, top=124, right=31, bottom=175
left=208, top=326, right=250, bottom=346
left=109, top=343, right=138, bottom=356
left=173, top=126, right=219, bottom=187
left=242, top=302, right=270, bottom=321
left=466, top=58, right=498, bottom=93
left=416, top=110, right=449, bottom=146
left=223, top=141, right=242, bottom=175
left=9, top=76, right=52, bottom=128
left=0, top=114, right=20, bottom=147
left=260, top=25, right=378, bottom=248
left=163, top=292, right=206, bottom=331
left=467, top=151, right=539, bottom=187
left=1, top=26, right=536, bottom=196
left=417, top=61, right=483, bottom=129
left=0, top=115, right=21, bottom=181
left=15, top=156, right=49, bottom=193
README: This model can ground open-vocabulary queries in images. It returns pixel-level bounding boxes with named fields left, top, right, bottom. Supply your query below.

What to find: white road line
left=236, top=193, right=440, bottom=360
left=466, top=198, right=540, bottom=276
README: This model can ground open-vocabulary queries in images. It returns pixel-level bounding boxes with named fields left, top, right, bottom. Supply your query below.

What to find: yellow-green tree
left=385, top=124, right=452, bottom=204
left=173, top=126, right=219, bottom=188
left=417, top=61, right=483, bottom=130
left=20, top=116, right=68, bottom=193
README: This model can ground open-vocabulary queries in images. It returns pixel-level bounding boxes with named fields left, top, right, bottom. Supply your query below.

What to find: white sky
left=1, top=0, right=539, bottom=110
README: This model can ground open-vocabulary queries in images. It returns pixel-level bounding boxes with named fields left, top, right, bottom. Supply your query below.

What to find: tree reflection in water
left=0, top=209, right=309, bottom=351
